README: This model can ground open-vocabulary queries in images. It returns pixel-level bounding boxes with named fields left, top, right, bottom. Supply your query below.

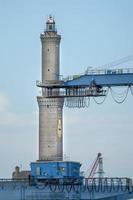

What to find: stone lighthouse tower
left=37, top=15, right=63, bottom=161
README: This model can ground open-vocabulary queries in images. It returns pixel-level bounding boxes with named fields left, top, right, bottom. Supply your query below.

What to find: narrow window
left=36, top=167, right=41, bottom=176
left=49, top=24, right=52, bottom=30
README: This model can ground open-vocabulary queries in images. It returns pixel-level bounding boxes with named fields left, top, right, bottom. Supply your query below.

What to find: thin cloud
left=0, top=91, right=9, bottom=112
left=0, top=91, right=38, bottom=126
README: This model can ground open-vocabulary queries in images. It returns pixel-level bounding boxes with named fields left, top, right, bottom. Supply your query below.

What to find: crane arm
left=65, top=72, right=133, bottom=87
left=88, top=153, right=102, bottom=179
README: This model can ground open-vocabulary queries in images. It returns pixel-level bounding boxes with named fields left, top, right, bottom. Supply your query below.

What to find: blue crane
left=37, top=54, right=133, bottom=103
left=37, top=66, right=133, bottom=107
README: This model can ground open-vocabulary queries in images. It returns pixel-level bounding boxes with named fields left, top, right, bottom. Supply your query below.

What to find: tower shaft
left=37, top=16, right=63, bottom=161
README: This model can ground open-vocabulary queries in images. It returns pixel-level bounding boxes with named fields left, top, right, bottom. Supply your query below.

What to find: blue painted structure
left=30, top=161, right=81, bottom=179
left=64, top=73, right=133, bottom=87
left=0, top=178, right=133, bottom=200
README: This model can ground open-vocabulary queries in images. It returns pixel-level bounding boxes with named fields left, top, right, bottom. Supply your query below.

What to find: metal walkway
left=64, top=70, right=133, bottom=87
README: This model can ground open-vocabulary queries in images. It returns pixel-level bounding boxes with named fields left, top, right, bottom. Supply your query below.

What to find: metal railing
left=0, top=178, right=132, bottom=193
left=85, top=68, right=133, bottom=75
left=62, top=68, right=133, bottom=82
left=41, top=87, right=106, bottom=98
left=30, top=177, right=133, bottom=193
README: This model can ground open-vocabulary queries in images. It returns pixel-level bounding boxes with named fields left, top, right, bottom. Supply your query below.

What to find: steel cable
left=110, top=86, right=129, bottom=104
left=93, top=179, right=100, bottom=193
left=99, top=179, right=106, bottom=193
left=86, top=97, right=90, bottom=108
left=72, top=184, right=80, bottom=192
left=110, top=87, right=129, bottom=97
left=80, top=184, right=86, bottom=192
left=65, top=184, right=73, bottom=193
left=86, top=179, right=93, bottom=192
left=112, top=179, right=119, bottom=192
left=86, top=182, right=94, bottom=192
left=120, top=179, right=128, bottom=192
left=106, top=179, right=113, bottom=193
left=130, top=86, right=133, bottom=96
left=93, top=87, right=109, bottom=105
left=57, top=181, right=65, bottom=192
left=104, top=178, right=109, bottom=193
left=65, top=85, right=131, bottom=107
left=49, top=183, right=57, bottom=192
left=65, top=97, right=90, bottom=108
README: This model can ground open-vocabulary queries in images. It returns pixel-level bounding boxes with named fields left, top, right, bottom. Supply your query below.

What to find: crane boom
left=65, top=71, right=133, bottom=87
left=88, top=153, right=104, bottom=179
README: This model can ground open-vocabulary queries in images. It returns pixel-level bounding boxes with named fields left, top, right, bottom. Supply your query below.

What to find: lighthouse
left=30, top=16, right=81, bottom=180
left=37, top=15, right=63, bottom=161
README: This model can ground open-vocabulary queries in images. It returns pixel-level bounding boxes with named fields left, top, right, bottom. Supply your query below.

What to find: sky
left=0, top=0, right=133, bottom=178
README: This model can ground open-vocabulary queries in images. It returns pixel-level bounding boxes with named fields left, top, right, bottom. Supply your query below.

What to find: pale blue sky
left=0, top=0, right=133, bottom=178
